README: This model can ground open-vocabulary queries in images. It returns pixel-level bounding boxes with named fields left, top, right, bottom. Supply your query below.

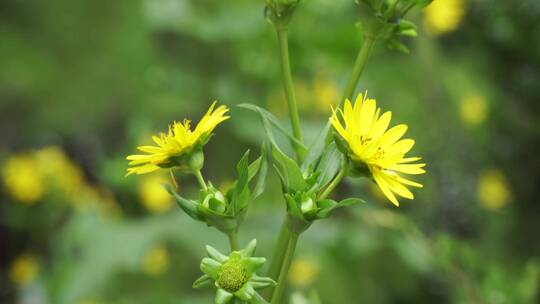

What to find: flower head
left=126, top=102, right=229, bottom=176
left=330, top=93, right=426, bottom=206
left=423, top=0, right=466, bottom=36
left=193, top=239, right=275, bottom=304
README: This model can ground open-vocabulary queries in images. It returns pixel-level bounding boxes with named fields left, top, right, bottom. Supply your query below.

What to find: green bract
left=356, top=0, right=434, bottom=53
left=193, top=240, right=276, bottom=304
left=241, top=104, right=365, bottom=233
left=165, top=150, right=267, bottom=234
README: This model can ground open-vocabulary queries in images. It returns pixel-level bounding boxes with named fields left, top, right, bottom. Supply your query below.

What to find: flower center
left=217, top=260, right=248, bottom=293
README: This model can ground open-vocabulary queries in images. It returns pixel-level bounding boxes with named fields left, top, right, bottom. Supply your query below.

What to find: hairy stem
left=227, top=232, right=239, bottom=251
left=319, top=166, right=346, bottom=200
left=341, top=36, right=376, bottom=105
left=194, top=170, right=208, bottom=191
left=276, top=25, right=305, bottom=162
left=270, top=229, right=299, bottom=304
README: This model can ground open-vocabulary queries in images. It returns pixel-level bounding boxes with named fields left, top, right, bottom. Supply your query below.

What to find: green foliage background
left=1, top=0, right=539, bottom=303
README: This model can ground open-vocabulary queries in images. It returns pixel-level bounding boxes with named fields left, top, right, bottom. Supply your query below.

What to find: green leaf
left=301, top=123, right=331, bottom=172
left=164, top=184, right=204, bottom=221
left=397, top=20, right=418, bottom=37
left=271, top=144, right=307, bottom=192
left=252, top=144, right=268, bottom=200
left=285, top=194, right=304, bottom=219
left=388, top=38, right=410, bottom=54
left=238, top=103, right=307, bottom=155
left=317, top=197, right=365, bottom=218
left=315, top=142, right=341, bottom=188
left=231, top=150, right=251, bottom=215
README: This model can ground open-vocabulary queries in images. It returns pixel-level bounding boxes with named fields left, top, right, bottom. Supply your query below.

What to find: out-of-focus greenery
left=1, top=0, right=539, bottom=303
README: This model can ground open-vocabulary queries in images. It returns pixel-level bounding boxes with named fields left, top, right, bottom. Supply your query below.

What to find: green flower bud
left=194, top=240, right=276, bottom=304
left=217, top=256, right=248, bottom=292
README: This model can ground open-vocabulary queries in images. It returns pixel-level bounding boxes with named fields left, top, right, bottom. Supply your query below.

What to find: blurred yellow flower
left=331, top=93, right=426, bottom=206
left=423, top=0, right=466, bottom=36
left=9, top=253, right=39, bottom=286
left=460, top=93, right=488, bottom=126
left=267, top=74, right=339, bottom=117
left=142, top=245, right=170, bottom=276
left=313, top=73, right=339, bottom=114
left=2, top=154, right=44, bottom=204
left=138, top=174, right=174, bottom=213
left=126, top=102, right=229, bottom=176
left=34, top=146, right=86, bottom=199
left=288, top=258, right=319, bottom=287
left=478, top=169, right=511, bottom=210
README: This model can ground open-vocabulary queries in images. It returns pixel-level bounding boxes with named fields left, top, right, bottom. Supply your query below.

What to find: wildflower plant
left=126, top=0, right=431, bottom=302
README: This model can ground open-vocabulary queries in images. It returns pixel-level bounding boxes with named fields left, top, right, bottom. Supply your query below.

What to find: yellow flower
left=288, top=258, right=319, bottom=287
left=330, top=93, right=426, bottom=206
left=126, top=102, right=229, bottom=176
left=142, top=245, right=170, bottom=276
left=313, top=73, right=339, bottom=114
left=477, top=169, right=511, bottom=210
left=459, top=92, right=488, bottom=126
left=138, top=174, right=174, bottom=213
left=423, top=0, right=466, bottom=36
left=2, top=154, right=44, bottom=204
left=35, top=146, right=85, bottom=195
left=9, top=253, right=39, bottom=286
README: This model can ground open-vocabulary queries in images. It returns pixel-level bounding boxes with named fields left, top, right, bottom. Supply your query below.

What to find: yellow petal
left=359, top=99, right=377, bottom=135
left=369, top=111, right=392, bottom=139
left=386, top=139, right=415, bottom=155
left=372, top=169, right=400, bottom=206
left=379, top=124, right=408, bottom=148
left=388, top=163, right=426, bottom=175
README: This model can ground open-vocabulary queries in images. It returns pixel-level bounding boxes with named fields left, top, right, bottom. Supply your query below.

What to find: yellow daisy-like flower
left=423, top=0, right=466, bottom=36
left=126, top=102, right=230, bottom=176
left=330, top=93, right=426, bottom=206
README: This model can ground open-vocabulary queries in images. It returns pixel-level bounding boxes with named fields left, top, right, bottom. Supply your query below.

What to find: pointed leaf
left=302, top=123, right=331, bottom=172
left=315, top=142, right=341, bottom=188
left=164, top=184, right=204, bottom=221
left=251, top=145, right=268, bottom=200
left=317, top=197, right=365, bottom=218
left=238, top=103, right=307, bottom=155
left=206, top=245, right=228, bottom=263
left=239, top=239, right=257, bottom=257
left=271, top=145, right=307, bottom=192
left=201, top=257, right=221, bottom=279
left=193, top=274, right=213, bottom=288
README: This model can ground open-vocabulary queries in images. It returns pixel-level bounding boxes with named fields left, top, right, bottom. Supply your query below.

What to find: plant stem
left=270, top=230, right=299, bottom=304
left=194, top=170, right=208, bottom=191
left=276, top=25, right=305, bottom=162
left=266, top=218, right=292, bottom=289
left=319, top=166, right=346, bottom=200
left=340, top=36, right=376, bottom=105
left=227, top=231, right=239, bottom=251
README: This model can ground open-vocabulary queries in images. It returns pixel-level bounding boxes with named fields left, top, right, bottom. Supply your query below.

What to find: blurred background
left=1, top=0, right=539, bottom=303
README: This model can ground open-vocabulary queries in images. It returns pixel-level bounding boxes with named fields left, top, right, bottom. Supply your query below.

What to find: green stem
left=340, top=36, right=376, bottom=105
left=319, top=166, right=346, bottom=200
left=266, top=218, right=292, bottom=290
left=276, top=25, right=305, bottom=162
left=227, top=231, right=239, bottom=251
left=194, top=170, right=208, bottom=191
left=270, top=229, right=299, bottom=304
